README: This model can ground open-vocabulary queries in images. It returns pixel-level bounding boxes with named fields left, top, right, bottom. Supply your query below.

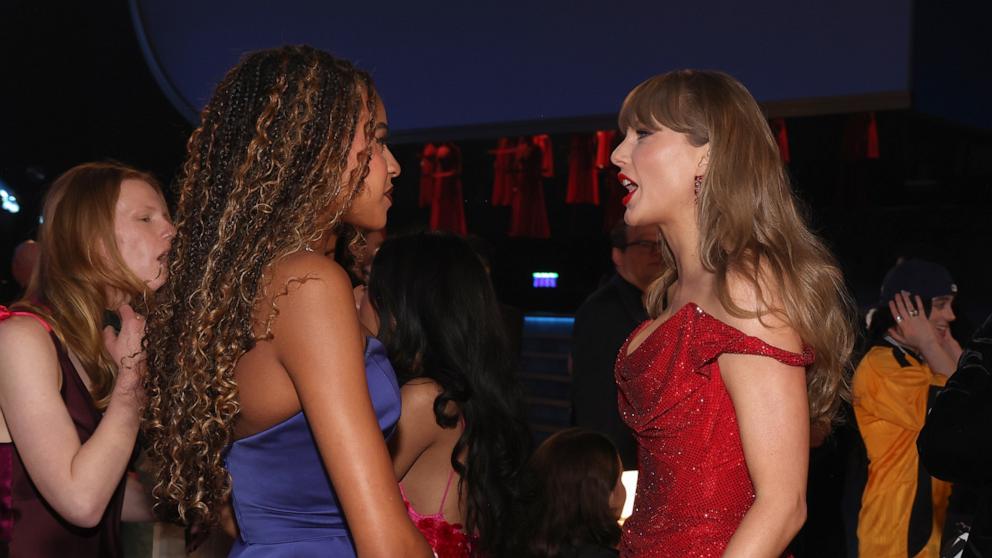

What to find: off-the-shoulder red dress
left=615, top=303, right=813, bottom=557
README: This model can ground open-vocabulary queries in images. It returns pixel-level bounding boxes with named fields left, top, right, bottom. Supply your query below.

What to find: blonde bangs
left=618, top=72, right=709, bottom=147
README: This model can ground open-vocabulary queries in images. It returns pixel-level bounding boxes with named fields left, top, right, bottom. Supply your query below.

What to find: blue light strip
left=524, top=316, right=575, bottom=325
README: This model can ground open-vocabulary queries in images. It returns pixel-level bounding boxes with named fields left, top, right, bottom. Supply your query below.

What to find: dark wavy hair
left=142, top=45, right=377, bottom=532
left=511, top=428, right=622, bottom=557
left=367, top=232, right=531, bottom=556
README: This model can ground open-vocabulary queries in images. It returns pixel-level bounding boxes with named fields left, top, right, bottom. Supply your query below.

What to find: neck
left=660, top=214, right=709, bottom=288
left=885, top=328, right=919, bottom=354
left=312, top=231, right=338, bottom=256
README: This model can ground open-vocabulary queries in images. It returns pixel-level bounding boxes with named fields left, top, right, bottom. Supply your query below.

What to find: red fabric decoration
left=419, top=143, right=437, bottom=208
left=430, top=143, right=467, bottom=236
left=595, top=130, right=617, bottom=169
left=866, top=112, right=880, bottom=159
left=532, top=134, right=554, bottom=178
left=566, top=134, right=599, bottom=205
left=508, top=137, right=551, bottom=238
left=843, top=112, right=882, bottom=160
left=490, top=137, right=516, bottom=206
left=770, top=118, right=790, bottom=163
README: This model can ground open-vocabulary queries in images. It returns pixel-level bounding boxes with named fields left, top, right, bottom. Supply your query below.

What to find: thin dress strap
left=437, top=468, right=457, bottom=514
left=437, top=415, right=465, bottom=514
left=0, top=306, right=52, bottom=332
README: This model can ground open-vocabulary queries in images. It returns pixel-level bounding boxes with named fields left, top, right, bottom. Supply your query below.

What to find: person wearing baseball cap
left=852, top=259, right=963, bottom=558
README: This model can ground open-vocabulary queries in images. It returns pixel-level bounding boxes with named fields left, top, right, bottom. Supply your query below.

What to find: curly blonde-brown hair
left=619, top=70, right=857, bottom=433
left=142, top=45, right=377, bottom=531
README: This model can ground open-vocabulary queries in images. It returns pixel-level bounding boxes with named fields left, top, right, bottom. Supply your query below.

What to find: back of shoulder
left=271, top=252, right=350, bottom=287
left=265, top=252, right=354, bottom=305
left=0, top=315, right=58, bottom=377
left=400, top=379, right=443, bottom=410
left=0, top=313, right=54, bottom=349
left=720, top=269, right=803, bottom=354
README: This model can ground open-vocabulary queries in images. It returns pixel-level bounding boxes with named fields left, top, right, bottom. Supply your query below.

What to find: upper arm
left=719, top=273, right=809, bottom=501
left=389, top=380, right=443, bottom=480
left=0, top=318, right=84, bottom=497
left=266, top=255, right=413, bottom=550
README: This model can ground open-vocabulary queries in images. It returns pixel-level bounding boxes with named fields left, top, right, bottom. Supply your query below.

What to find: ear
left=611, top=247, right=624, bottom=269
left=696, top=149, right=710, bottom=176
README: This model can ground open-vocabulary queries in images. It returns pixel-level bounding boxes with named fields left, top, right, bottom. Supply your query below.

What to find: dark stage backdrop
left=130, top=0, right=912, bottom=136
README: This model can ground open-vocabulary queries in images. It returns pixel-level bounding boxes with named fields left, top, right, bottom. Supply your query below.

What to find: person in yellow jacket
left=853, top=259, right=963, bottom=558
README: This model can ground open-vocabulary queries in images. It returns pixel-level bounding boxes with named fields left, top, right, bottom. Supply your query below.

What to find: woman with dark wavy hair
left=0, top=161, right=171, bottom=556
left=511, top=428, right=625, bottom=558
left=359, top=232, right=531, bottom=557
left=142, top=46, right=431, bottom=557
left=611, top=70, right=857, bottom=556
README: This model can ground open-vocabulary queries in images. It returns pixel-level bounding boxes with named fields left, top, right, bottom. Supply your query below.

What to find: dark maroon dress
left=0, top=307, right=125, bottom=557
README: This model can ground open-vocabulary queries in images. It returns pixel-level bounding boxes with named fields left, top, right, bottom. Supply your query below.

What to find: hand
left=102, top=304, right=146, bottom=399
left=888, top=292, right=938, bottom=351
left=938, top=327, right=963, bottom=362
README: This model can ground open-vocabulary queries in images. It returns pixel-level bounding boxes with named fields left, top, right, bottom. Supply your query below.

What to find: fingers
left=894, top=292, right=911, bottom=317
left=913, top=294, right=925, bottom=317
left=118, top=303, right=135, bottom=322
left=102, top=324, right=119, bottom=347
left=888, top=299, right=903, bottom=325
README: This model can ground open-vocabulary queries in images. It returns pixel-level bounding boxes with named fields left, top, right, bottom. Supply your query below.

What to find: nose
left=163, top=219, right=177, bottom=241
left=386, top=146, right=401, bottom=178
left=946, top=305, right=956, bottom=322
left=611, top=133, right=631, bottom=168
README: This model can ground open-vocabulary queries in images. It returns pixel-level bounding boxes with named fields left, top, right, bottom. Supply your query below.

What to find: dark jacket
left=571, top=274, right=647, bottom=468
left=918, top=314, right=992, bottom=558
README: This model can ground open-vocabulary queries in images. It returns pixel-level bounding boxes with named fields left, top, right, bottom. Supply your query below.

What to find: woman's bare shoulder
left=722, top=264, right=802, bottom=353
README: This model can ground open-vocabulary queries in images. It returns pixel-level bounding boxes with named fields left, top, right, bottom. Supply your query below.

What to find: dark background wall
left=2, top=0, right=991, bottom=328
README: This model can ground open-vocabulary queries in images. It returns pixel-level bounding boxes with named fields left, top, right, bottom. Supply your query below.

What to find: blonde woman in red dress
left=611, top=70, right=856, bottom=557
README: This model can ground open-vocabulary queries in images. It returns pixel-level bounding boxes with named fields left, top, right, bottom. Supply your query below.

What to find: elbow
left=59, top=494, right=107, bottom=529
left=757, top=492, right=807, bottom=542
left=787, top=496, right=807, bottom=538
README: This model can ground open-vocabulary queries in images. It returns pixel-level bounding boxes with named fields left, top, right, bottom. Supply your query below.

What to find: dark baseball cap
left=879, top=259, right=957, bottom=302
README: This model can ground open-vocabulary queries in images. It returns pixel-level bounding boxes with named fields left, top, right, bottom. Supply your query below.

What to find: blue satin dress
left=225, top=337, right=401, bottom=557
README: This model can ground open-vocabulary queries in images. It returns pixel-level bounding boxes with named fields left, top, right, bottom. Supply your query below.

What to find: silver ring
left=909, top=309, right=919, bottom=317
left=895, top=315, right=903, bottom=323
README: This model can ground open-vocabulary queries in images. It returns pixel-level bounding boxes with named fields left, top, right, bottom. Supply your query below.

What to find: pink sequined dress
left=614, top=303, right=813, bottom=557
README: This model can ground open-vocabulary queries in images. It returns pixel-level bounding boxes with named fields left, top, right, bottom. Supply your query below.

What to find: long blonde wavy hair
left=142, top=46, right=377, bottom=532
left=13, top=162, right=161, bottom=409
left=619, top=70, right=856, bottom=430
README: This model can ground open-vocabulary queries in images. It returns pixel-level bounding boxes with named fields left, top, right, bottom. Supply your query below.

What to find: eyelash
left=635, top=129, right=653, bottom=139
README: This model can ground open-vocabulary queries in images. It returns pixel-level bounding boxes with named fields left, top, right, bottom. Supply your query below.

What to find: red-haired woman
left=0, top=162, right=174, bottom=556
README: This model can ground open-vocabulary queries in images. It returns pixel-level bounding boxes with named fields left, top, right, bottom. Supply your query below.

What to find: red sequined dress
left=614, top=303, right=813, bottom=557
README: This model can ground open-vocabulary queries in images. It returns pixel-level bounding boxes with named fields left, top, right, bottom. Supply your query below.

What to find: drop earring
left=693, top=175, right=703, bottom=196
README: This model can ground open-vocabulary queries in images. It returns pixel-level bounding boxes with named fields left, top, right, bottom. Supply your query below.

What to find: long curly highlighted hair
left=142, top=45, right=377, bottom=531
left=619, top=70, right=857, bottom=432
